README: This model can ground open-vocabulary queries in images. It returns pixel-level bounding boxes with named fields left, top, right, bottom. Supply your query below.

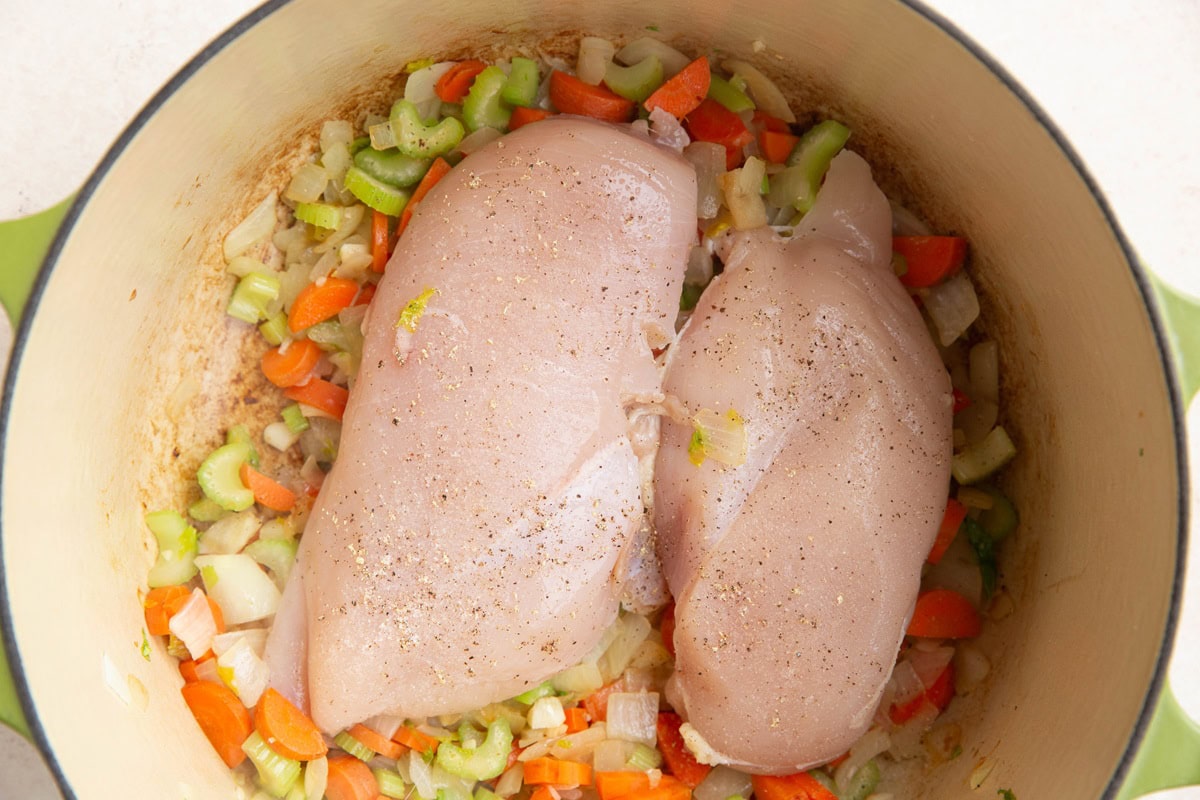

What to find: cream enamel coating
left=0, top=0, right=1181, bottom=798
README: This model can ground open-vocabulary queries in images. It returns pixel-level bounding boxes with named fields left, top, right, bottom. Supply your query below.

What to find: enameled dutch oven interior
left=0, top=0, right=1185, bottom=797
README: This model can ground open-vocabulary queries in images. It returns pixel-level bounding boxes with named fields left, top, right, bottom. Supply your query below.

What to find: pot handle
left=0, top=199, right=72, bottom=737
left=1119, top=685, right=1200, bottom=799
left=1151, top=274, right=1200, bottom=407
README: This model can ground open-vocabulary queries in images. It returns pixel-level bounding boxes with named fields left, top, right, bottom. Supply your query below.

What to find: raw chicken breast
left=266, top=117, right=696, bottom=732
left=654, top=152, right=952, bottom=773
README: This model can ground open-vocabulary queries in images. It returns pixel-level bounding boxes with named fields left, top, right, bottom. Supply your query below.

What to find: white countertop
left=1, top=1, right=1197, bottom=796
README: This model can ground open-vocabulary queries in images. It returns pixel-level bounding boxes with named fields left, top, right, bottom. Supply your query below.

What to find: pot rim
left=0, top=1, right=1188, bottom=797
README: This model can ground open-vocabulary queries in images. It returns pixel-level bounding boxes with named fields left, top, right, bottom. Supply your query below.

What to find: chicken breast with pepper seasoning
left=265, top=117, right=696, bottom=732
left=654, top=152, right=952, bottom=772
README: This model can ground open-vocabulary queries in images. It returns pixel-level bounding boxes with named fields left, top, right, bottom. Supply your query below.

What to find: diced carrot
left=509, top=106, right=555, bottom=131
left=288, top=277, right=360, bottom=333
left=326, top=754, right=379, bottom=800
left=284, top=378, right=349, bottom=421
left=261, top=338, right=321, bottom=388
left=644, top=56, right=711, bottom=119
left=952, top=387, right=972, bottom=414
left=890, top=662, right=956, bottom=724
left=548, top=70, right=636, bottom=124
left=506, top=742, right=523, bottom=771
left=207, top=596, right=226, bottom=634
left=609, top=776, right=691, bottom=800
left=759, top=130, right=800, bottom=164
left=435, top=60, right=488, bottom=103
left=530, top=788, right=557, bottom=800
left=660, top=601, right=677, bottom=658
left=595, top=771, right=654, bottom=800
left=656, top=712, right=710, bottom=788
left=371, top=210, right=389, bottom=273
left=144, top=585, right=190, bottom=636
left=179, top=652, right=214, bottom=684
left=255, top=687, right=329, bottom=761
left=398, top=157, right=454, bottom=238
left=893, top=236, right=968, bottom=289
left=239, top=463, right=297, bottom=512
left=348, top=723, right=405, bottom=759
left=907, top=589, right=982, bottom=639
left=752, top=772, right=837, bottom=800
left=523, top=757, right=593, bottom=786
left=753, top=111, right=790, bottom=133
left=582, top=679, right=625, bottom=723
left=563, top=706, right=589, bottom=734
left=181, top=680, right=252, bottom=768
left=353, top=283, right=376, bottom=307
left=685, top=99, right=755, bottom=170
left=393, top=725, right=440, bottom=754
left=927, top=498, right=968, bottom=565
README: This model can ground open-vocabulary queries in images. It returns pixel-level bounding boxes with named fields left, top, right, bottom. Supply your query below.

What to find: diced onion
left=951, top=425, right=1017, bottom=484
left=212, top=628, right=269, bottom=658
left=321, top=141, right=353, bottom=183
left=605, top=692, right=659, bottom=745
left=592, top=739, right=636, bottom=773
left=227, top=255, right=271, bottom=278
left=887, top=660, right=925, bottom=710
left=493, top=764, right=524, bottom=798
left=550, top=660, right=604, bottom=695
left=313, top=204, right=366, bottom=254
left=616, top=38, right=691, bottom=77
left=648, top=108, right=689, bottom=153
left=719, top=157, right=768, bottom=231
left=906, top=644, right=955, bottom=688
left=683, top=142, right=726, bottom=220
left=690, top=408, right=749, bottom=467
left=168, top=588, right=219, bottom=659
left=369, top=121, right=398, bottom=151
left=834, top=727, right=890, bottom=792
left=223, top=192, right=278, bottom=262
left=408, top=748, right=435, bottom=799
left=693, top=766, right=752, bottom=800
left=528, top=696, right=566, bottom=730
left=320, top=120, right=355, bottom=153
left=194, top=554, right=282, bottom=625
left=264, top=420, right=301, bottom=452
left=954, top=642, right=991, bottom=695
left=519, top=723, right=607, bottom=763
left=890, top=200, right=933, bottom=236
left=217, top=637, right=270, bottom=707
left=598, top=614, right=652, bottom=683
left=457, top=126, right=503, bottom=155
left=721, top=60, right=795, bottom=123
left=194, top=657, right=222, bottom=685
left=956, top=398, right=999, bottom=446
left=405, top=62, right=456, bottom=105
left=198, top=509, right=261, bottom=555
left=286, top=163, right=330, bottom=205
left=577, top=37, right=616, bottom=85
left=921, top=271, right=980, bottom=346
left=969, top=340, right=1000, bottom=402
left=304, top=757, right=328, bottom=800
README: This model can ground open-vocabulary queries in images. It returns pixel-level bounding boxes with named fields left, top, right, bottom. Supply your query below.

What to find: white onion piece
left=969, top=340, right=1000, bottom=402
left=409, top=748, right=436, bottom=799
left=320, top=120, right=355, bottom=153
left=550, top=661, right=604, bottom=694
left=719, top=157, right=768, bottom=231
left=577, top=37, right=616, bottom=85
left=693, top=766, right=752, bottom=800
left=406, top=62, right=456, bottom=104
left=922, top=533, right=983, bottom=607
left=212, top=628, right=269, bottom=658
left=168, top=589, right=219, bottom=659
left=683, top=142, right=726, bottom=220
left=194, top=656, right=222, bottom=685
left=598, top=614, right=652, bottom=682
left=957, top=397, right=999, bottom=445
left=286, top=163, right=330, bottom=204
left=314, top=204, right=366, bottom=254
left=606, top=692, right=659, bottom=745
left=494, top=764, right=524, bottom=798
left=216, top=637, right=270, bottom=707
left=321, top=141, right=352, bottom=183
left=887, top=660, right=925, bottom=709
left=921, top=271, right=980, bottom=346
left=194, top=554, right=281, bottom=625
left=685, top=245, right=714, bottom=286
left=263, top=422, right=299, bottom=452
left=616, top=38, right=691, bottom=77
left=954, top=643, right=991, bottom=695
left=519, top=723, right=607, bottom=763
left=227, top=255, right=271, bottom=278
left=304, top=756, right=328, bottom=800
left=223, top=192, right=278, bottom=261
left=300, top=455, right=326, bottom=493
left=888, top=704, right=939, bottom=759
left=890, top=200, right=933, bottom=236
left=457, top=126, right=504, bottom=156
left=528, top=696, right=567, bottom=730
left=368, top=120, right=397, bottom=151
left=648, top=107, right=690, bottom=153
left=198, top=509, right=261, bottom=555
left=592, top=739, right=636, bottom=772
left=907, top=644, right=955, bottom=689
left=834, top=727, right=891, bottom=792
left=721, top=59, right=795, bottom=123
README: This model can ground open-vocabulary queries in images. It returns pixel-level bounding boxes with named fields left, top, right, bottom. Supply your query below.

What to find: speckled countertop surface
left=1, top=1, right=1197, bottom=797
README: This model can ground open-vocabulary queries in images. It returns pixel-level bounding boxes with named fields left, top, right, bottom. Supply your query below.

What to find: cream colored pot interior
left=1, top=0, right=1181, bottom=797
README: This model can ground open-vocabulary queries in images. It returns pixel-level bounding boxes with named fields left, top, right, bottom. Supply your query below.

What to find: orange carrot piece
left=889, top=661, right=956, bottom=724
left=207, top=596, right=226, bottom=634
left=284, top=378, right=349, bottom=421
left=509, top=106, right=555, bottom=131
left=255, top=687, right=329, bottom=761
left=144, top=585, right=190, bottom=636
left=288, top=277, right=360, bottom=333
left=753, top=111, right=790, bottom=133
left=907, top=588, right=982, bottom=639
left=563, top=706, right=589, bottom=734
left=752, top=772, right=837, bottom=800
left=660, top=600, right=677, bottom=657
left=530, top=788, right=557, bottom=800
left=239, top=463, right=297, bottom=512
left=582, top=678, right=625, bottom=723
left=398, top=157, right=453, bottom=238
left=261, top=338, right=322, bottom=388
left=348, top=723, right=405, bottom=759
left=893, top=236, right=968, bottom=289
left=656, top=712, right=710, bottom=788
left=759, top=130, right=800, bottom=164
left=326, top=754, right=379, bottom=800
left=609, top=776, right=691, bottom=800
left=644, top=56, right=711, bottom=119
left=595, top=771, right=653, bottom=800
left=927, top=498, right=968, bottom=565
left=435, top=60, right=488, bottom=103
left=371, top=210, right=390, bottom=273
left=179, top=652, right=215, bottom=684
left=548, top=70, right=636, bottom=123
left=392, top=725, right=440, bottom=754
left=354, top=283, right=377, bottom=307
left=523, top=757, right=593, bottom=786
left=181, top=680, right=252, bottom=768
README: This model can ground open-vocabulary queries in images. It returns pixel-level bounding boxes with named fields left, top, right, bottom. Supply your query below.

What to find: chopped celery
left=978, top=485, right=1019, bottom=541
left=390, top=100, right=465, bottom=158
left=474, top=787, right=501, bottom=800
left=964, top=517, right=998, bottom=599
left=808, top=770, right=837, bottom=794
left=187, top=496, right=226, bottom=523
left=282, top=404, right=310, bottom=434
left=345, top=166, right=411, bottom=216
left=707, top=75, right=755, bottom=113
left=259, top=312, right=289, bottom=346
left=603, top=56, right=664, bottom=103
left=227, top=272, right=281, bottom=324
left=626, top=743, right=662, bottom=771
left=293, top=202, right=343, bottom=230
left=354, top=147, right=432, bottom=188
left=501, top=58, right=540, bottom=107
left=334, top=730, right=376, bottom=762
left=462, top=66, right=513, bottom=132
left=259, top=517, right=297, bottom=541
left=775, top=120, right=851, bottom=214
left=839, top=759, right=881, bottom=800
left=435, top=718, right=512, bottom=781
left=226, top=425, right=260, bottom=468
left=513, top=681, right=555, bottom=705
left=196, top=441, right=254, bottom=512
left=145, top=510, right=198, bottom=588
left=349, top=135, right=371, bottom=156
left=375, top=768, right=408, bottom=799
left=243, top=731, right=302, bottom=798
left=952, top=425, right=1017, bottom=484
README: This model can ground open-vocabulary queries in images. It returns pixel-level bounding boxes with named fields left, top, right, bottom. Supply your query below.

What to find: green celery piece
left=951, top=425, right=1017, bottom=484
left=680, top=283, right=704, bottom=312
left=242, top=731, right=302, bottom=798
left=977, top=485, right=1019, bottom=541
left=603, top=56, right=664, bottom=103
left=963, top=517, right=998, bottom=600
left=513, top=681, right=554, bottom=705
left=777, top=120, right=852, bottom=213
left=227, top=272, right=281, bottom=324
left=334, top=730, right=376, bottom=762
left=474, top=788, right=502, bottom=800
left=259, top=312, right=288, bottom=346
left=707, top=75, right=755, bottom=113
left=840, top=759, right=881, bottom=800
left=187, top=496, right=226, bottom=523
left=349, top=135, right=371, bottom=156
left=463, top=66, right=513, bottom=132
left=375, top=769, right=408, bottom=799
left=625, top=743, right=662, bottom=771
left=244, top=538, right=298, bottom=590
left=281, top=403, right=310, bottom=434
left=196, top=441, right=254, bottom=512
left=226, top=424, right=260, bottom=468
left=501, top=57, right=540, bottom=107
left=353, top=147, right=432, bottom=188
left=808, top=770, right=837, bottom=793
left=345, top=166, right=410, bottom=216
left=293, top=202, right=343, bottom=230
left=435, top=718, right=512, bottom=781
left=144, top=510, right=198, bottom=588
left=390, top=100, right=465, bottom=158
